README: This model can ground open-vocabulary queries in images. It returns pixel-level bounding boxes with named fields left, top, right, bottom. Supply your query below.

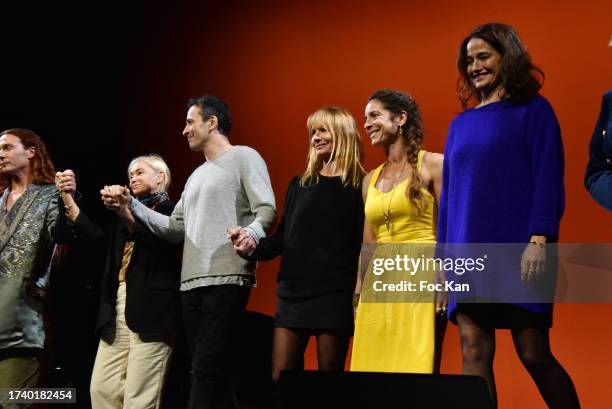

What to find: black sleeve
left=246, top=177, right=297, bottom=261
left=353, top=188, right=365, bottom=253
left=54, top=204, right=105, bottom=243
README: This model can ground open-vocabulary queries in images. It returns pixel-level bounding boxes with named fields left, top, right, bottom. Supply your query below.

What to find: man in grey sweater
left=101, top=95, right=275, bottom=409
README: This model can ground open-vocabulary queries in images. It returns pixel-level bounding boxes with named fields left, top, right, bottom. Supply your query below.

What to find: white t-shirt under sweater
left=130, top=146, right=276, bottom=290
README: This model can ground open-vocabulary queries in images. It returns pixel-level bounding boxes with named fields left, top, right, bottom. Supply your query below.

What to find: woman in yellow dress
left=351, top=89, right=445, bottom=373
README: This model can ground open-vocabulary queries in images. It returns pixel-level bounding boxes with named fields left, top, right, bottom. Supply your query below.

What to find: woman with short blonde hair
left=56, top=153, right=180, bottom=409
left=127, top=154, right=171, bottom=193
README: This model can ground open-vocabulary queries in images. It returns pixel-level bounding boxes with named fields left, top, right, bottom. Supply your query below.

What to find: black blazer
left=62, top=199, right=181, bottom=335
left=585, top=90, right=612, bottom=210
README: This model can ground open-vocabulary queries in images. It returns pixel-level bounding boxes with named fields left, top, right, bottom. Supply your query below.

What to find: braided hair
left=368, top=89, right=427, bottom=213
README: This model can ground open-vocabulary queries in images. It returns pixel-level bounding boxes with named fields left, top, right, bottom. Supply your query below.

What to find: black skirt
left=274, top=292, right=353, bottom=334
left=454, top=303, right=552, bottom=329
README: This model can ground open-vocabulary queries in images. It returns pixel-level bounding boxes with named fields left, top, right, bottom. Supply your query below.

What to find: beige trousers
left=90, top=283, right=173, bottom=409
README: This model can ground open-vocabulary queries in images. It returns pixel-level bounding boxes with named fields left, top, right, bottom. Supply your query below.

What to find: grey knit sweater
left=130, top=146, right=276, bottom=289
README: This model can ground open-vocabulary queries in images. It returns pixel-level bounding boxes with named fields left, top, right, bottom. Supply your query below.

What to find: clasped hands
left=57, top=173, right=133, bottom=219
left=98, top=184, right=256, bottom=255
left=227, top=227, right=256, bottom=257
left=56, top=171, right=132, bottom=222
left=61, top=170, right=546, bottom=283
left=55, top=169, right=77, bottom=195
left=55, top=170, right=80, bottom=220
left=99, top=185, right=132, bottom=213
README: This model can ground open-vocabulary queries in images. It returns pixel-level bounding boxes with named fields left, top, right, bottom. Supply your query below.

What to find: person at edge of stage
left=584, top=35, right=612, bottom=210
left=438, top=22, right=580, bottom=408
left=0, top=128, right=72, bottom=409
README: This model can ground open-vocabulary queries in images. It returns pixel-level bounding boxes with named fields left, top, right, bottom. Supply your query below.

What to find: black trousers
left=182, top=284, right=250, bottom=409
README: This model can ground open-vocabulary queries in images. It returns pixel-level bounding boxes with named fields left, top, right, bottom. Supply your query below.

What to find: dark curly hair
left=368, top=89, right=428, bottom=213
left=457, top=23, right=544, bottom=109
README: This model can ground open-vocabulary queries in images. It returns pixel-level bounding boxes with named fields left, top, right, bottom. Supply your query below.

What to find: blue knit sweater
left=438, top=96, right=565, bottom=323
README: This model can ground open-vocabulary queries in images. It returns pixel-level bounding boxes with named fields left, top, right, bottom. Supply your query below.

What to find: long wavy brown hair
left=368, top=89, right=428, bottom=213
left=456, top=22, right=544, bottom=110
left=0, top=128, right=56, bottom=191
left=0, top=128, right=66, bottom=264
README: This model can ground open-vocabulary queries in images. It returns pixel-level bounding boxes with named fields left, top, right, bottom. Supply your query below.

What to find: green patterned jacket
left=0, top=184, right=61, bottom=352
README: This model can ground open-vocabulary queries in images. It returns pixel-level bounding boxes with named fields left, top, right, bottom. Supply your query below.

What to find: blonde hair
left=300, top=107, right=365, bottom=188
left=127, top=154, right=171, bottom=192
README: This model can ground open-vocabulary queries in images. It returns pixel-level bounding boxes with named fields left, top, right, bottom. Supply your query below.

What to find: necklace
left=381, top=160, right=407, bottom=232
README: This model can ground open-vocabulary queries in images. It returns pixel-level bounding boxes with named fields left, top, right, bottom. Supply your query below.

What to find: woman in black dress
left=231, top=106, right=365, bottom=382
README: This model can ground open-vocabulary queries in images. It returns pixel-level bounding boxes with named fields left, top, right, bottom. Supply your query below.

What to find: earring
left=398, top=126, right=404, bottom=137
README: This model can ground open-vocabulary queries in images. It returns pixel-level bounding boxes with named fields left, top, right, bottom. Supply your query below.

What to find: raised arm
left=101, top=185, right=138, bottom=232
left=52, top=169, right=104, bottom=243
left=130, top=191, right=185, bottom=244
left=102, top=185, right=185, bottom=244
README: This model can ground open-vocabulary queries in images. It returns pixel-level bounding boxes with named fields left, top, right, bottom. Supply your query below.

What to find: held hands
left=227, top=226, right=256, bottom=257
left=56, top=170, right=80, bottom=221
left=100, top=185, right=132, bottom=214
left=55, top=170, right=77, bottom=195
left=521, top=236, right=547, bottom=282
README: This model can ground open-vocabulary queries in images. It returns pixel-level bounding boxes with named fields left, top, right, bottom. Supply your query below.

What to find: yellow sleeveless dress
left=350, top=150, right=436, bottom=373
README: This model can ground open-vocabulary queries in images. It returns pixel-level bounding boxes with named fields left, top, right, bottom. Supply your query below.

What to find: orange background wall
left=124, top=1, right=612, bottom=407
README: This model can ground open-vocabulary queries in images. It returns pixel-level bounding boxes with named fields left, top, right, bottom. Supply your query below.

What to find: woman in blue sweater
left=438, top=23, right=579, bottom=408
